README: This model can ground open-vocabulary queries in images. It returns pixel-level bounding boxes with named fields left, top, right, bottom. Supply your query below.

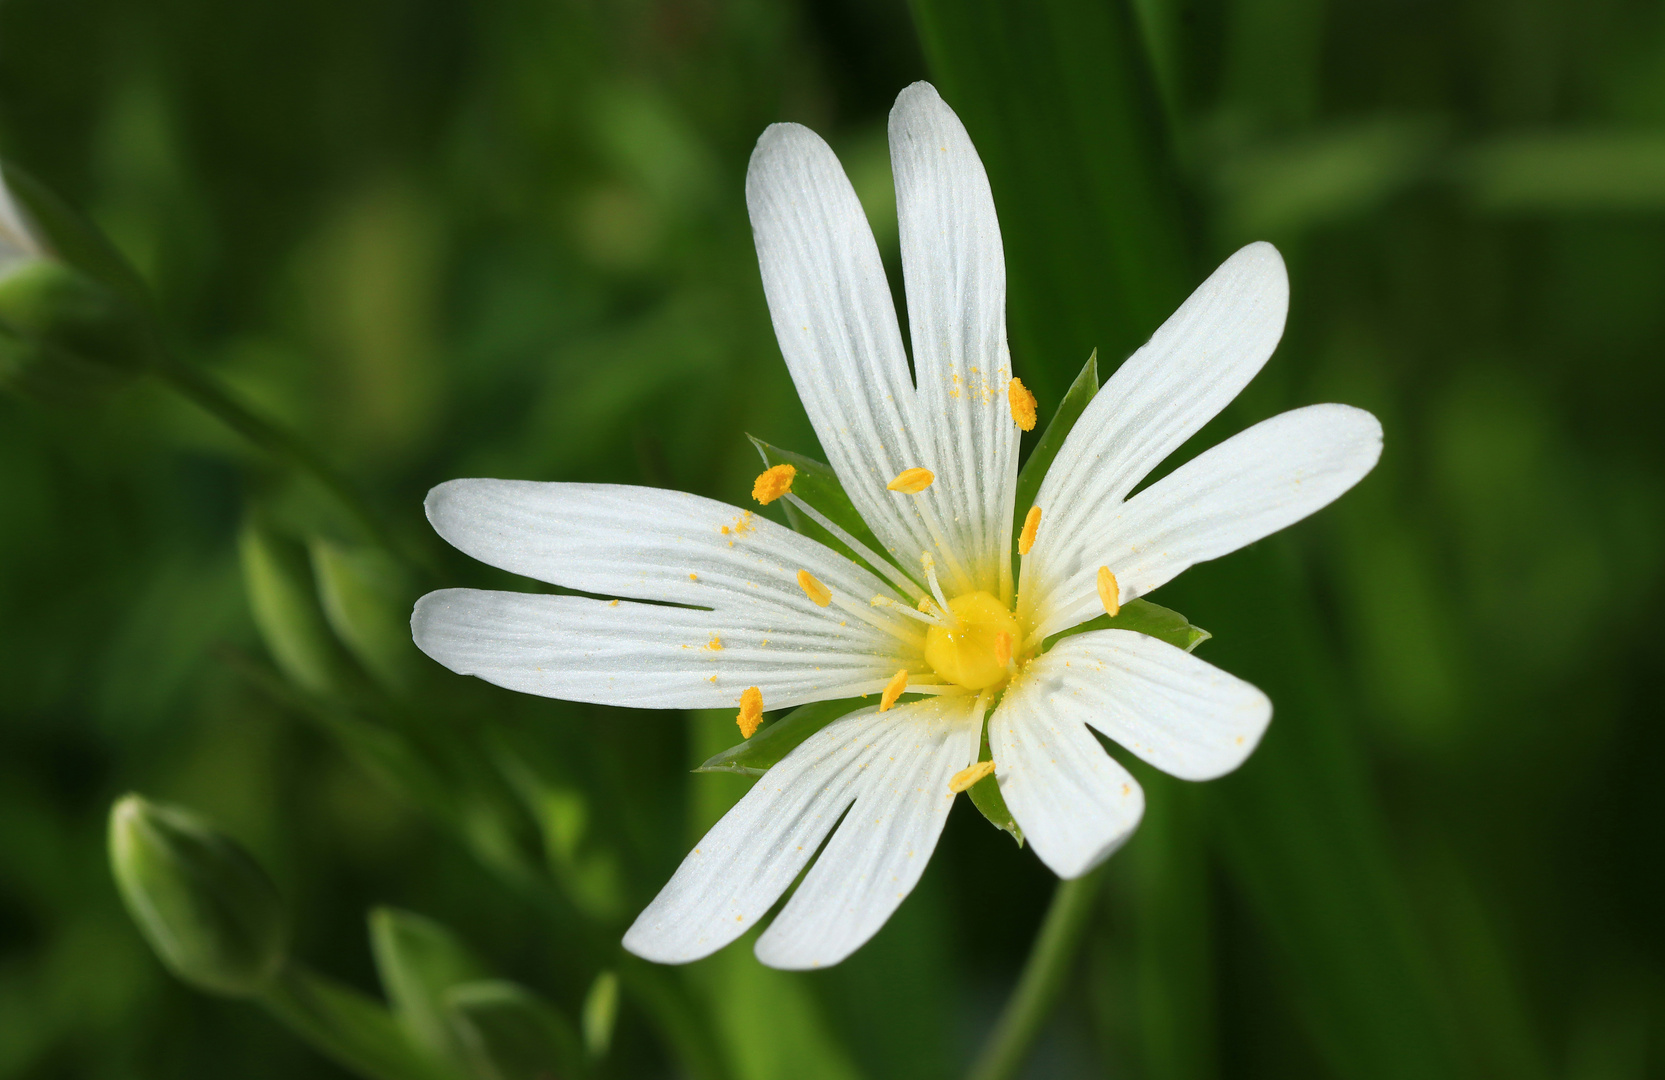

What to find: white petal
left=412, top=588, right=906, bottom=710
left=747, top=107, right=1013, bottom=597
left=623, top=707, right=898, bottom=964
left=1030, top=404, right=1382, bottom=639
left=888, top=82, right=1018, bottom=598
left=989, top=678, right=1145, bottom=879
left=0, top=169, right=43, bottom=272
left=754, top=692, right=982, bottom=970
left=1022, top=244, right=1287, bottom=624
left=415, top=480, right=921, bottom=708
left=1013, top=629, right=1271, bottom=782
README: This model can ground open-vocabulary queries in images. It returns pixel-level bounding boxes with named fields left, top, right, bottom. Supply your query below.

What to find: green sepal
left=967, top=720, right=1023, bottom=846
left=1013, top=349, right=1099, bottom=535
left=747, top=436, right=898, bottom=574
left=1044, top=597, right=1211, bottom=654
left=695, top=696, right=866, bottom=776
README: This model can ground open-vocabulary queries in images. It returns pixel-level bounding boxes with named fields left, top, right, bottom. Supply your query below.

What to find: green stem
left=259, top=962, right=459, bottom=1080
left=965, top=864, right=1109, bottom=1080
left=155, top=356, right=415, bottom=568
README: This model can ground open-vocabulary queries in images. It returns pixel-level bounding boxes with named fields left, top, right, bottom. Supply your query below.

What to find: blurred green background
left=1, top=0, right=1662, bottom=1077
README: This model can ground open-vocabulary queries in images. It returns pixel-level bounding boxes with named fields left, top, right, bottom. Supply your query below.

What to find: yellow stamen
left=994, top=631, right=1012, bottom=666
left=887, top=467, right=935, bottom=494
left=1018, top=506, right=1042, bottom=555
left=797, top=569, right=832, bottom=607
left=752, top=463, right=796, bottom=505
left=736, top=686, right=764, bottom=738
left=1007, top=378, right=1037, bottom=431
left=1096, top=566, right=1120, bottom=617
left=949, top=760, right=997, bottom=793
left=880, top=668, right=909, bottom=712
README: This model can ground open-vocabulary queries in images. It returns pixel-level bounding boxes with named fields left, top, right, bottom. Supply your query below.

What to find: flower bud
left=109, top=794, right=289, bottom=996
left=0, top=164, right=160, bottom=379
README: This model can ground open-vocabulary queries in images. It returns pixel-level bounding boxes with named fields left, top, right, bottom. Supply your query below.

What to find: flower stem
left=155, top=355, right=416, bottom=568
left=965, top=863, right=1109, bottom=1080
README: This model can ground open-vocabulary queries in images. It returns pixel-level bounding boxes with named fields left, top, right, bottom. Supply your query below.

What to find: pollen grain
left=752, top=463, right=796, bottom=505
left=1007, top=378, right=1037, bottom=431
left=1018, top=506, right=1042, bottom=555
left=1096, top=566, right=1121, bottom=617
left=880, top=668, right=909, bottom=712
left=949, top=760, right=997, bottom=793
left=736, top=686, right=764, bottom=738
left=887, top=467, right=935, bottom=494
left=797, top=569, right=832, bottom=607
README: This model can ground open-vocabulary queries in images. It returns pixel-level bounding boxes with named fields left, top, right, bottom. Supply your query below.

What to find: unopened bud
left=0, top=163, right=160, bottom=379
left=109, top=794, right=289, bottom=996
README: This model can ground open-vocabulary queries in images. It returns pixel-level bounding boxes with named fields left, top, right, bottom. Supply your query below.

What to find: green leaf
left=1043, top=598, right=1210, bottom=654
left=1013, top=349, right=1099, bottom=547
left=444, top=981, right=584, bottom=1080
left=311, top=539, right=420, bottom=693
left=261, top=963, right=460, bottom=1080
left=369, top=908, right=490, bottom=1065
left=580, top=971, right=619, bottom=1061
left=239, top=518, right=347, bottom=696
left=966, top=721, right=1022, bottom=846
left=747, top=437, right=904, bottom=583
left=695, top=697, right=865, bottom=777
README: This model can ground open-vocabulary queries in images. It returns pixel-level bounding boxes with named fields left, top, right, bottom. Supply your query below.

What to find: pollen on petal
left=736, top=686, right=764, bottom=738
left=1007, top=378, right=1037, bottom=431
left=797, top=569, right=832, bottom=607
left=879, top=668, right=909, bottom=712
left=707, top=634, right=723, bottom=651
left=994, top=631, right=1013, bottom=667
left=1018, top=506, right=1042, bottom=556
left=752, top=463, right=796, bottom=505
left=1096, top=566, right=1121, bottom=617
left=949, top=760, right=996, bottom=793
left=887, top=467, right=935, bottom=494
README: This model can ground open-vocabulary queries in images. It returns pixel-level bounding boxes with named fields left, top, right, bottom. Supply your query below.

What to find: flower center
left=924, top=591, right=1021, bottom=691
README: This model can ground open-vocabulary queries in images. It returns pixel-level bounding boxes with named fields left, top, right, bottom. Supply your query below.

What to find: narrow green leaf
left=1044, top=598, right=1210, bottom=654
left=1014, top=349, right=1099, bottom=526
left=696, top=697, right=865, bottom=777
left=581, top=970, right=620, bottom=1061
left=369, top=908, right=489, bottom=1065
left=746, top=437, right=898, bottom=577
left=260, top=963, right=460, bottom=1080
left=967, top=720, right=1023, bottom=846
left=239, top=518, right=348, bottom=696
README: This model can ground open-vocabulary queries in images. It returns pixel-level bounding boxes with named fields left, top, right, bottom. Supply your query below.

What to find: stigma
left=923, top=591, right=1021, bottom=690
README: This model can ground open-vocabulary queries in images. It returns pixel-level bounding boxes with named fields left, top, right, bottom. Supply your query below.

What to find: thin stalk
left=155, top=356, right=417, bottom=569
left=965, top=863, right=1110, bottom=1080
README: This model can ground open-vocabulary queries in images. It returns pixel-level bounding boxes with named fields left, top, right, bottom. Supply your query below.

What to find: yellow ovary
left=924, top=591, right=1021, bottom=691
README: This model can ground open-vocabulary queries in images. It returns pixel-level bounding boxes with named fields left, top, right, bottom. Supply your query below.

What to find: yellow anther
left=994, top=631, right=1012, bottom=667
left=752, top=463, right=796, bottom=505
left=887, top=467, right=935, bottom=494
left=736, top=686, right=764, bottom=739
left=1007, top=378, right=1037, bottom=431
left=1018, top=505, right=1042, bottom=556
left=797, top=569, right=832, bottom=607
left=880, top=669, right=909, bottom=712
left=1096, top=566, right=1121, bottom=617
left=949, top=760, right=997, bottom=793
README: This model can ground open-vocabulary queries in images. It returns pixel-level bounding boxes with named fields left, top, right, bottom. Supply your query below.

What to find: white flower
left=0, top=168, right=44, bottom=279
left=412, top=82, right=1382, bottom=970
